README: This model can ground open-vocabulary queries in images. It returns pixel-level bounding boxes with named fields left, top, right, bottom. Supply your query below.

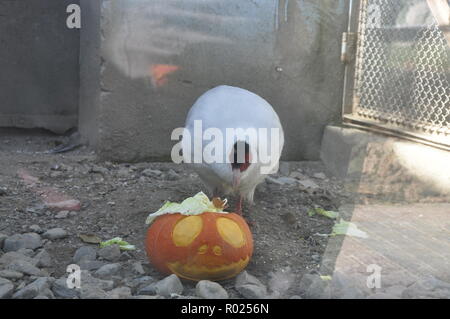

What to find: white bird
left=182, top=85, right=284, bottom=215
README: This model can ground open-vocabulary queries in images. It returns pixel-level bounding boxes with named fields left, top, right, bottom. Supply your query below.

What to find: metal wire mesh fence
left=353, top=0, right=450, bottom=135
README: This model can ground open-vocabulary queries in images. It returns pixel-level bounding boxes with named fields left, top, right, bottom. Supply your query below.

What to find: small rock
left=15, top=281, right=26, bottom=291
left=12, top=277, right=54, bottom=299
left=196, top=280, right=229, bottom=299
left=51, top=164, right=62, bottom=171
left=46, top=199, right=81, bottom=212
left=142, top=168, right=162, bottom=178
left=42, top=228, right=68, bottom=240
left=55, top=211, right=69, bottom=219
left=119, top=251, right=133, bottom=261
left=7, top=260, right=42, bottom=276
left=3, top=233, right=42, bottom=252
left=108, top=286, right=132, bottom=299
left=80, top=271, right=114, bottom=291
left=298, top=274, right=328, bottom=299
left=265, top=176, right=297, bottom=185
left=28, top=225, right=43, bottom=234
left=0, top=278, right=12, bottom=286
left=128, top=276, right=155, bottom=294
left=26, top=205, right=46, bottom=215
left=277, top=177, right=298, bottom=185
left=137, top=284, right=157, bottom=296
left=34, top=295, right=49, bottom=299
left=73, top=246, right=97, bottom=263
left=289, top=171, right=305, bottom=179
left=131, top=261, right=145, bottom=275
left=166, top=169, right=180, bottom=181
left=94, top=263, right=121, bottom=279
left=0, top=233, right=8, bottom=248
left=235, top=271, right=267, bottom=299
left=98, top=244, right=121, bottom=262
left=78, top=260, right=105, bottom=271
left=313, top=172, right=327, bottom=179
left=0, top=270, right=24, bottom=280
left=146, top=274, right=183, bottom=298
left=117, top=167, right=130, bottom=178
left=52, top=277, right=80, bottom=299
left=90, top=165, right=109, bottom=175
left=298, top=179, right=319, bottom=190
left=80, top=286, right=108, bottom=299
left=0, top=278, right=14, bottom=299
left=138, top=176, right=148, bottom=183
left=16, top=248, right=34, bottom=257
left=328, top=272, right=367, bottom=299
left=265, top=176, right=282, bottom=185
left=34, top=249, right=53, bottom=268
left=0, top=251, right=37, bottom=267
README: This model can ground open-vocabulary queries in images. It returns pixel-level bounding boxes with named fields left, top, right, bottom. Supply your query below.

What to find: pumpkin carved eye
left=216, top=217, right=245, bottom=248
left=172, top=215, right=203, bottom=247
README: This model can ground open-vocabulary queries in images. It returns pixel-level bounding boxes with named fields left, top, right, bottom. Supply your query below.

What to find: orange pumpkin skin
left=145, top=212, right=253, bottom=281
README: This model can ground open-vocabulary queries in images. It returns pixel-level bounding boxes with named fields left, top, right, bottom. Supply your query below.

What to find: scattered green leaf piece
left=100, top=237, right=136, bottom=250
left=331, top=219, right=368, bottom=239
left=308, top=207, right=339, bottom=219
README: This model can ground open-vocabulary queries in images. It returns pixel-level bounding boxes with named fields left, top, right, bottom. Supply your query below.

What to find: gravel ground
left=0, top=129, right=449, bottom=299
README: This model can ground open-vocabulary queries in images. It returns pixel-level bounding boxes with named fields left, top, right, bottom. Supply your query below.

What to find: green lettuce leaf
left=145, top=192, right=228, bottom=225
left=331, top=219, right=368, bottom=239
left=308, top=207, right=339, bottom=219
left=100, top=237, right=136, bottom=250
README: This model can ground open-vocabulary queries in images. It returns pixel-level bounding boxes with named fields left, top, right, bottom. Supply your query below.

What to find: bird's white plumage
left=182, top=85, right=284, bottom=203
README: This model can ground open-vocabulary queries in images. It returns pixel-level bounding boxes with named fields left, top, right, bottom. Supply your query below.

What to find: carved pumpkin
left=145, top=212, right=253, bottom=281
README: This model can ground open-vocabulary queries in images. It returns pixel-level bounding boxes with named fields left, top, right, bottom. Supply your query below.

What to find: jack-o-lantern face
left=145, top=212, right=253, bottom=281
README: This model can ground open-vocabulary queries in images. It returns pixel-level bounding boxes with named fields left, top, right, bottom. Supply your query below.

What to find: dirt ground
left=2, top=128, right=449, bottom=299
left=0, top=128, right=357, bottom=298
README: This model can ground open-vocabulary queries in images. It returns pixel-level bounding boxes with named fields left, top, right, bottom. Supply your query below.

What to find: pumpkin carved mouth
left=167, top=257, right=250, bottom=281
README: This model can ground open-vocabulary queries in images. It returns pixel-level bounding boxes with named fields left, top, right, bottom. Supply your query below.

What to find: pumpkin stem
left=212, top=197, right=228, bottom=210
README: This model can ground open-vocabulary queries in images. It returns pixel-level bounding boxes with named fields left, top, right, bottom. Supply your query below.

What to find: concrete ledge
left=320, top=125, right=450, bottom=200
left=0, top=115, right=78, bottom=135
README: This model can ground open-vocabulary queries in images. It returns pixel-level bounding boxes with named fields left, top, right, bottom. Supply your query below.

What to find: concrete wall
left=0, top=0, right=80, bottom=134
left=79, top=0, right=101, bottom=146
left=79, top=0, right=349, bottom=161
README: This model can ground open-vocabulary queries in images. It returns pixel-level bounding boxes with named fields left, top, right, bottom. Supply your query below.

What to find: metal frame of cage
left=341, top=0, right=450, bottom=151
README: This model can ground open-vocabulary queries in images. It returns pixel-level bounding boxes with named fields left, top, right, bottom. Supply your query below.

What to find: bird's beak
left=232, top=167, right=241, bottom=189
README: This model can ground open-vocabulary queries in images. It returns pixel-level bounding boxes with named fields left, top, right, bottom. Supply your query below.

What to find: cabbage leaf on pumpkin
left=145, top=192, right=228, bottom=225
